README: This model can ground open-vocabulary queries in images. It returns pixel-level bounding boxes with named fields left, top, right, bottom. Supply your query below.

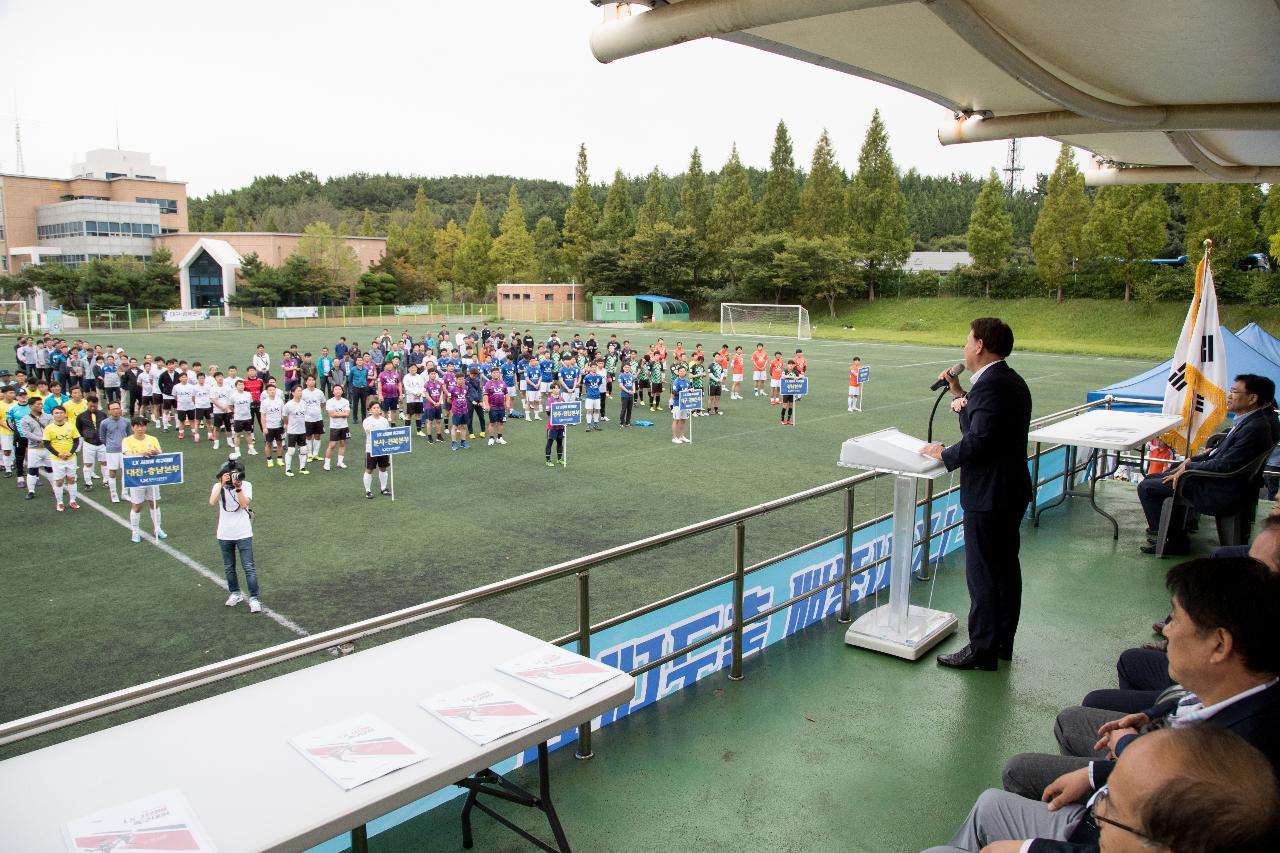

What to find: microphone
left=930, top=363, right=965, bottom=391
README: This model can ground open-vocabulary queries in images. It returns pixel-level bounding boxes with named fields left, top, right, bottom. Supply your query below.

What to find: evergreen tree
left=532, top=215, right=565, bottom=282
left=1180, top=184, right=1261, bottom=273
left=1030, top=144, right=1090, bottom=302
left=139, top=247, right=180, bottom=308
left=706, top=144, right=756, bottom=257
left=407, top=185, right=437, bottom=271
left=1082, top=185, right=1168, bottom=302
left=966, top=170, right=1013, bottom=294
left=598, top=169, right=636, bottom=245
left=847, top=110, right=911, bottom=300
left=676, top=147, right=711, bottom=241
left=456, top=193, right=496, bottom=299
left=221, top=208, right=241, bottom=231
left=433, top=220, right=465, bottom=301
left=636, top=168, right=669, bottom=236
left=757, top=120, right=801, bottom=233
left=1261, top=186, right=1280, bottom=248
left=490, top=184, right=537, bottom=283
left=296, top=222, right=360, bottom=303
left=360, top=209, right=376, bottom=237
left=795, top=130, right=845, bottom=238
left=264, top=210, right=281, bottom=232
left=561, top=143, right=599, bottom=282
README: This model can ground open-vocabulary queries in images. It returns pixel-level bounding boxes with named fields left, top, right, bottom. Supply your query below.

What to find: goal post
left=720, top=303, right=811, bottom=340
left=0, top=301, right=30, bottom=336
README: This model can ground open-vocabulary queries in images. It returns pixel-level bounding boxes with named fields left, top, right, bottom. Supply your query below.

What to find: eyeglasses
left=1085, top=788, right=1154, bottom=843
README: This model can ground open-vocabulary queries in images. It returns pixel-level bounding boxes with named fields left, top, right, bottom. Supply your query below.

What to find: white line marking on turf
left=77, top=492, right=310, bottom=637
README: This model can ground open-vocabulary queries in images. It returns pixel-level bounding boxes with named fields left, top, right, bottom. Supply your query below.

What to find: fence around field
left=45, top=303, right=500, bottom=333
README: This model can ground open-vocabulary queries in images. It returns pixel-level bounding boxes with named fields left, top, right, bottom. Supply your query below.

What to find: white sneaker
left=110, top=494, right=120, bottom=503
left=130, top=532, right=142, bottom=543
left=681, top=436, right=692, bottom=443
left=672, top=437, right=682, bottom=444
left=324, top=460, right=331, bottom=470
left=487, top=438, right=495, bottom=446
left=212, top=440, right=220, bottom=449
left=337, top=461, right=348, bottom=469
left=155, top=529, right=168, bottom=540
left=228, top=450, right=241, bottom=460
left=497, top=437, right=507, bottom=445
left=247, top=445, right=258, bottom=456
left=224, top=592, right=244, bottom=607
left=248, top=597, right=262, bottom=614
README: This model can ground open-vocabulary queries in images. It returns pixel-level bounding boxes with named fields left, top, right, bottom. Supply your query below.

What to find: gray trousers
left=921, top=788, right=1087, bottom=853
left=1002, top=705, right=1122, bottom=798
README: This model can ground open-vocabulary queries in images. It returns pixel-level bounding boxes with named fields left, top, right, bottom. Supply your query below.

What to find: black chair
left=1155, top=445, right=1276, bottom=557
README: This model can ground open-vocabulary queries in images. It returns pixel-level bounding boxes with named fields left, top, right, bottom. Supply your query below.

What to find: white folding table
left=0, top=618, right=635, bottom=853
left=1028, top=410, right=1183, bottom=539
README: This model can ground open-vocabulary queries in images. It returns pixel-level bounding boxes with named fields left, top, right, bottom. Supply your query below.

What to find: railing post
left=917, top=479, right=935, bottom=581
left=838, top=485, right=855, bottom=623
left=1031, top=441, right=1041, bottom=525
left=729, top=521, right=746, bottom=681
left=574, top=570, right=593, bottom=759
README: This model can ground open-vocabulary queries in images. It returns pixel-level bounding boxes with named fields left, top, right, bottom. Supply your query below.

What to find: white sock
left=107, top=475, right=119, bottom=500
left=67, top=481, right=78, bottom=501
left=337, top=454, right=344, bottom=465
left=83, top=465, right=93, bottom=481
left=379, top=470, right=389, bottom=490
left=27, top=472, right=37, bottom=494
left=363, top=472, right=372, bottom=491
left=150, top=507, right=161, bottom=532
left=284, top=448, right=294, bottom=472
left=130, top=510, right=141, bottom=533
left=53, top=484, right=63, bottom=503
left=298, top=450, right=306, bottom=470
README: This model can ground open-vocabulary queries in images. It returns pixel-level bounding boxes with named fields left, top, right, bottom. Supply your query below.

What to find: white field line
left=77, top=492, right=310, bottom=637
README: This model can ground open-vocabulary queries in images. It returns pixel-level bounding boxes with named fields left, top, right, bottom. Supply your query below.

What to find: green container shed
left=592, top=294, right=690, bottom=323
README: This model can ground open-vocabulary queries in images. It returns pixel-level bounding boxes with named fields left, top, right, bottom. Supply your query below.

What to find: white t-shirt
left=325, top=396, right=350, bottom=429
left=193, top=383, right=212, bottom=408
left=283, top=400, right=308, bottom=434
left=174, top=383, right=196, bottom=411
left=211, top=383, right=234, bottom=413
left=232, top=391, right=252, bottom=421
left=138, top=369, right=154, bottom=395
left=212, top=480, right=254, bottom=541
left=260, top=394, right=284, bottom=429
left=403, top=373, right=426, bottom=403
left=363, top=415, right=390, bottom=453
left=302, top=388, right=325, bottom=422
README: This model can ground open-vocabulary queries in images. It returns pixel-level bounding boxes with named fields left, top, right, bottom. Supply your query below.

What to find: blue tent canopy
left=1086, top=325, right=1280, bottom=408
left=1236, top=322, right=1280, bottom=366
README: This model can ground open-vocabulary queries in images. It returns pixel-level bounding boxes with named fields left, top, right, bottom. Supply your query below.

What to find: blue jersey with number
left=619, top=372, right=635, bottom=398
left=500, top=361, right=517, bottom=385
left=539, top=358, right=554, bottom=382
left=558, top=365, right=580, bottom=392
left=671, top=377, right=691, bottom=402
left=583, top=373, right=604, bottom=400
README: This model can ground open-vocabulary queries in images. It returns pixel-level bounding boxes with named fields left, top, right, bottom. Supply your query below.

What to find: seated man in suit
left=925, top=557, right=1278, bottom=851
left=922, top=726, right=1279, bottom=853
left=1138, top=374, right=1279, bottom=556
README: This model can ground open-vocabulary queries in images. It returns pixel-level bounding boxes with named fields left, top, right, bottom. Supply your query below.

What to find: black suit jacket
left=1182, top=407, right=1280, bottom=515
left=940, top=360, right=1033, bottom=513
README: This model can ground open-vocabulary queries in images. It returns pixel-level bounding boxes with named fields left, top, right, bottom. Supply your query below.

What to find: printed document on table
left=290, top=714, right=430, bottom=791
left=421, top=680, right=549, bottom=745
left=880, top=430, right=929, bottom=454
left=65, top=789, right=217, bottom=853
left=497, top=646, right=625, bottom=698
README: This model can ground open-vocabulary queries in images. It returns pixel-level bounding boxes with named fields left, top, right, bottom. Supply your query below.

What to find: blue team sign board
left=369, top=426, right=413, bottom=457
left=549, top=401, right=582, bottom=427
left=780, top=377, right=809, bottom=397
left=857, top=366, right=870, bottom=383
left=122, top=452, right=184, bottom=488
left=678, top=388, right=703, bottom=410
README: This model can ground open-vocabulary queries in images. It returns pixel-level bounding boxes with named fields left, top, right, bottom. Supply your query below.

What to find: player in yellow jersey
left=62, top=386, right=88, bottom=424
left=122, top=416, right=167, bottom=543
left=42, top=406, right=82, bottom=511
left=0, top=382, right=15, bottom=477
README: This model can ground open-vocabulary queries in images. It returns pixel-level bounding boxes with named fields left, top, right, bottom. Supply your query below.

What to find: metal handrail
left=0, top=396, right=1127, bottom=748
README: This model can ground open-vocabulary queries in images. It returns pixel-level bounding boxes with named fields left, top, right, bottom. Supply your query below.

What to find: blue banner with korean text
left=122, top=452, right=184, bottom=488
left=549, top=401, right=582, bottom=427
left=678, top=389, right=703, bottom=410
left=369, top=427, right=412, bottom=457
left=780, top=377, right=808, bottom=396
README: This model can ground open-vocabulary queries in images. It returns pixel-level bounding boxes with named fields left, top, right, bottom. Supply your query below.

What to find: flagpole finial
left=1203, top=238, right=1213, bottom=254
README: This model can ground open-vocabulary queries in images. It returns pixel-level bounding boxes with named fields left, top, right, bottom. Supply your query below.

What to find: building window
left=544, top=293, right=554, bottom=301
left=188, top=248, right=225, bottom=308
left=1, top=257, right=7, bottom=272
left=522, top=293, right=531, bottom=301
left=501, top=293, right=510, bottom=300
left=136, top=197, right=178, bottom=214
left=161, top=227, right=178, bottom=234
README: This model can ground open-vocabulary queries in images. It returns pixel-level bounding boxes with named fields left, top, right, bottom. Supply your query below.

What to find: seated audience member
left=922, top=726, right=1279, bottom=853
left=1001, top=557, right=1279, bottom=803
left=1137, top=374, right=1279, bottom=556
left=1081, top=516, right=1280, bottom=715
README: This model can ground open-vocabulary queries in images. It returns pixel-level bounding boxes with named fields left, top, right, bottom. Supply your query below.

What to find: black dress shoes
left=1141, top=540, right=1190, bottom=556
left=937, top=645, right=998, bottom=670
left=997, top=645, right=1013, bottom=661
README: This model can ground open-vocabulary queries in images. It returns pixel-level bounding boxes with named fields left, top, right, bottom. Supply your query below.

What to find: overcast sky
left=0, top=1, right=1065, bottom=198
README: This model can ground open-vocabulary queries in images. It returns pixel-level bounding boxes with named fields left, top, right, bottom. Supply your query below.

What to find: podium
left=836, top=429, right=958, bottom=660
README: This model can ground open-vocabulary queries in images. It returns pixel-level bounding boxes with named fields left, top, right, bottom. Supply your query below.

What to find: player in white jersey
left=281, top=384, right=310, bottom=476
left=173, top=373, right=197, bottom=440
left=209, top=373, right=234, bottom=449
left=259, top=383, right=285, bottom=467
left=192, top=372, right=213, bottom=443
left=362, top=401, right=392, bottom=498
left=402, top=363, right=426, bottom=437
left=323, top=384, right=350, bottom=470
left=300, top=375, right=326, bottom=461
left=137, top=362, right=156, bottom=424
left=229, top=379, right=257, bottom=457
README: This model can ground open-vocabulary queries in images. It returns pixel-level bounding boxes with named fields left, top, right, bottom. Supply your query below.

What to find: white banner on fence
left=164, top=309, right=210, bottom=322
left=275, top=306, right=320, bottom=319
left=394, top=304, right=432, bottom=316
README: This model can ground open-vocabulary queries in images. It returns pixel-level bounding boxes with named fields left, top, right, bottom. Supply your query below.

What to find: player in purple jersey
left=422, top=367, right=446, bottom=445
left=482, top=367, right=509, bottom=446
left=448, top=375, right=470, bottom=450
left=376, top=365, right=401, bottom=423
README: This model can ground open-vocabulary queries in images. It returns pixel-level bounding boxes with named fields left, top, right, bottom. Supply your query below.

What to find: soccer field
left=0, top=323, right=1153, bottom=754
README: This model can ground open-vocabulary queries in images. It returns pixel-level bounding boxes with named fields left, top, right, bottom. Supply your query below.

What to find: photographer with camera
left=209, top=455, right=260, bottom=614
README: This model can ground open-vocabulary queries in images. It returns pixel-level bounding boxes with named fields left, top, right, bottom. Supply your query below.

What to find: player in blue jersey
left=557, top=359, right=581, bottom=403
left=499, top=358, right=519, bottom=419
left=617, top=362, right=636, bottom=428
left=669, top=364, right=691, bottom=444
left=581, top=362, right=607, bottom=432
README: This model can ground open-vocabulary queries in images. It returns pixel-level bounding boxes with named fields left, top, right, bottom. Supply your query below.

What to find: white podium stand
left=836, top=429, right=958, bottom=660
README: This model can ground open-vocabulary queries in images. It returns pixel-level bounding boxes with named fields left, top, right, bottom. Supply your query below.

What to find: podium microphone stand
left=837, top=429, right=958, bottom=659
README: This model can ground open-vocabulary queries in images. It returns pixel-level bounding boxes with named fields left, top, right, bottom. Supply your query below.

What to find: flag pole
left=1183, top=238, right=1213, bottom=459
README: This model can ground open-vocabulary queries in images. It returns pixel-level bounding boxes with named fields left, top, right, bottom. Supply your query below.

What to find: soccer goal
left=0, top=300, right=30, bottom=335
left=720, top=303, right=811, bottom=340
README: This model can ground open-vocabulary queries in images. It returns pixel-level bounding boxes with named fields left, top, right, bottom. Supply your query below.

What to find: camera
left=218, top=456, right=246, bottom=485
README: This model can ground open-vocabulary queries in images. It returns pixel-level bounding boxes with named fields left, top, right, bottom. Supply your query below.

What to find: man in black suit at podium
left=922, top=317, right=1032, bottom=671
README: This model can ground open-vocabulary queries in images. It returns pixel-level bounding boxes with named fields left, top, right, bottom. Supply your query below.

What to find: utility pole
left=1002, top=138, right=1023, bottom=197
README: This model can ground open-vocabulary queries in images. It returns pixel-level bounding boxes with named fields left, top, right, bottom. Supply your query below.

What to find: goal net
left=720, top=303, right=811, bottom=340
left=0, top=301, right=29, bottom=335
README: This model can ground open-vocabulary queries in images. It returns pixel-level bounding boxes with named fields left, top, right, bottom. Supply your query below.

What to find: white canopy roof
left=590, top=0, right=1280, bottom=184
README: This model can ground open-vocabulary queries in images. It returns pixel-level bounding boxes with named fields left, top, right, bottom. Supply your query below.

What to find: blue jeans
left=219, top=537, right=258, bottom=597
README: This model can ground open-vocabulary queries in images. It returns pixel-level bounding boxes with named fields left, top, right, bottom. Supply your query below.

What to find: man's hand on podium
left=950, top=396, right=967, bottom=413
left=920, top=442, right=944, bottom=461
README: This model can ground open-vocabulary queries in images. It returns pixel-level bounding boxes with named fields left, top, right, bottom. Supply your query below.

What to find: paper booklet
left=65, top=789, right=217, bottom=853
left=420, top=680, right=549, bottom=745
left=290, top=714, right=430, bottom=791
left=496, top=646, right=624, bottom=699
